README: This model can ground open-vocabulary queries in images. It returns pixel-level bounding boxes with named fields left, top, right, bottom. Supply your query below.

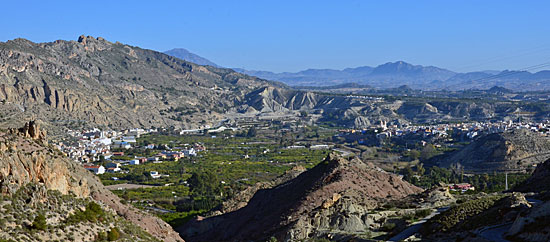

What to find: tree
left=409, top=150, right=421, bottom=161
left=246, top=127, right=257, bottom=138
left=99, top=155, right=106, bottom=166
left=402, top=165, right=415, bottom=183
left=416, top=163, right=425, bottom=176
left=189, top=171, right=223, bottom=198
left=96, top=231, right=107, bottom=241
left=420, top=144, right=437, bottom=161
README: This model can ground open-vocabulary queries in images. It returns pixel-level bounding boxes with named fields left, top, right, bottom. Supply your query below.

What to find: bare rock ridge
left=179, top=153, right=422, bottom=241
left=0, top=121, right=184, bottom=241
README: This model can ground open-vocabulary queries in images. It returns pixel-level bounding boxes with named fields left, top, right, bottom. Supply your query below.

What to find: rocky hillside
left=4, top=35, right=550, bottom=139
left=3, top=36, right=550, bottom=135
left=514, top=158, right=550, bottom=193
left=212, top=165, right=306, bottom=215
left=435, top=129, right=550, bottom=172
left=179, top=153, right=422, bottom=241
left=0, top=36, right=280, bottom=135
left=506, top=160, right=550, bottom=241
left=239, top=86, right=550, bottom=127
left=0, top=121, right=183, bottom=241
left=421, top=193, right=533, bottom=241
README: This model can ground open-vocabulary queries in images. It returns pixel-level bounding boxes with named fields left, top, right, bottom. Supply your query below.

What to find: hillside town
left=56, top=128, right=207, bottom=176
left=338, top=119, right=550, bottom=145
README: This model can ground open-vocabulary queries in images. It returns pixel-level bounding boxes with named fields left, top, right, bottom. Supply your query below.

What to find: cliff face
left=0, top=121, right=183, bottom=242
left=0, top=121, right=92, bottom=196
left=179, top=153, right=422, bottom=242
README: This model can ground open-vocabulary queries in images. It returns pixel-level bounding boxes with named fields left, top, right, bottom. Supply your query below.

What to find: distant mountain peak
left=164, top=48, right=220, bottom=67
left=370, top=61, right=455, bottom=78
left=163, top=47, right=550, bottom=90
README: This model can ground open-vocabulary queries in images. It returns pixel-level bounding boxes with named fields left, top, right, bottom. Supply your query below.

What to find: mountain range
left=3, top=37, right=550, bottom=139
left=0, top=36, right=284, bottom=136
left=164, top=48, right=550, bottom=91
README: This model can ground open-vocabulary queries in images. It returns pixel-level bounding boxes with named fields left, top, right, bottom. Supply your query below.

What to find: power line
left=453, top=45, right=550, bottom=72
left=467, top=61, right=550, bottom=83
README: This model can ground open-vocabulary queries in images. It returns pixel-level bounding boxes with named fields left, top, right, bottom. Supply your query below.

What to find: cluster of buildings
left=58, top=128, right=154, bottom=163
left=57, top=128, right=206, bottom=176
left=338, top=120, right=550, bottom=145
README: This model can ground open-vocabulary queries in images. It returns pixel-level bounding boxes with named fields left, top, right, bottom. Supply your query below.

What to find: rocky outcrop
left=179, top=153, right=422, bottom=242
left=507, top=200, right=550, bottom=242
left=0, top=121, right=90, bottom=196
left=9, top=120, right=46, bottom=141
left=436, top=129, right=550, bottom=172
left=0, top=121, right=184, bottom=241
left=391, top=186, right=456, bottom=209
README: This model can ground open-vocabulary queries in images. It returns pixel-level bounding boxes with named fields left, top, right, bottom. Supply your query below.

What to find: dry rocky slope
left=211, top=165, right=307, bottom=215
left=179, top=153, right=422, bottom=241
left=504, top=158, right=550, bottom=241
left=435, top=129, right=550, bottom=172
left=0, top=121, right=183, bottom=241
left=423, top=158, right=550, bottom=242
left=0, top=35, right=280, bottom=135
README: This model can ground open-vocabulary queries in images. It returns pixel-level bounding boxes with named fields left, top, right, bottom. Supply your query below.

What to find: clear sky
left=1, top=0, right=549, bottom=73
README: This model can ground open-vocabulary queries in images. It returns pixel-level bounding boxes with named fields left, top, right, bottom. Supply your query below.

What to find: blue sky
left=2, top=0, right=550, bottom=72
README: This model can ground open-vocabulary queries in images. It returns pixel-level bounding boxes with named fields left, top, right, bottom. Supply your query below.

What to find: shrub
left=66, top=201, right=105, bottom=224
left=414, top=209, right=432, bottom=218
left=32, top=214, right=47, bottom=231
left=96, top=231, right=107, bottom=241
left=107, top=227, right=120, bottom=241
left=381, top=222, right=396, bottom=232
left=402, top=213, right=415, bottom=221
left=423, top=195, right=504, bottom=233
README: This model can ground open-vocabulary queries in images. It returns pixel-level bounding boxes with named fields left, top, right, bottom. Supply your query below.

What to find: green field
left=98, top=131, right=331, bottom=227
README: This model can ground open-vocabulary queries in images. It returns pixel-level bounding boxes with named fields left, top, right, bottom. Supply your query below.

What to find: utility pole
left=505, top=172, right=508, bottom=190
